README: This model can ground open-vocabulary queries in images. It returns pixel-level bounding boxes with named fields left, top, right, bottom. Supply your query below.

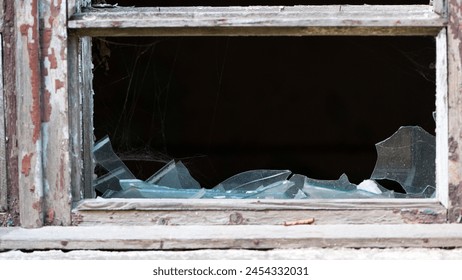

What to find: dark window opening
left=92, top=36, right=436, bottom=193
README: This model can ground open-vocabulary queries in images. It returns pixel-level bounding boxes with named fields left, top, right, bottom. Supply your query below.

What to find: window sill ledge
left=2, top=224, right=462, bottom=250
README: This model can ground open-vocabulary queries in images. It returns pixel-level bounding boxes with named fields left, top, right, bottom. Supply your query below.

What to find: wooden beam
left=3, top=0, right=19, bottom=224
left=68, top=5, right=446, bottom=36
left=435, top=29, right=449, bottom=208
left=2, top=224, right=462, bottom=250
left=447, top=0, right=462, bottom=222
left=16, top=0, right=44, bottom=228
left=39, top=0, right=72, bottom=226
left=0, top=34, right=7, bottom=212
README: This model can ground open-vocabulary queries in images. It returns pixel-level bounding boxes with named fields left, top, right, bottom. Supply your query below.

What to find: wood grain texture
left=0, top=34, right=7, bottom=212
left=2, top=224, right=462, bottom=250
left=3, top=0, right=19, bottom=224
left=40, top=0, right=72, bottom=226
left=447, top=0, right=462, bottom=222
left=73, top=199, right=447, bottom=225
left=16, top=0, right=44, bottom=228
left=68, top=5, right=446, bottom=36
left=435, top=29, right=449, bottom=208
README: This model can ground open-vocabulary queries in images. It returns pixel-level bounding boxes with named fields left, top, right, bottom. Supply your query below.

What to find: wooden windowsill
left=1, top=224, right=462, bottom=250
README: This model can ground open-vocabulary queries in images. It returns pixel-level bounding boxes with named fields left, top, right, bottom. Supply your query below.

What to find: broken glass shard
left=93, top=125, right=436, bottom=200
left=146, top=160, right=201, bottom=189
left=92, top=136, right=136, bottom=193
left=243, top=180, right=294, bottom=199
left=289, top=174, right=392, bottom=199
left=303, top=173, right=357, bottom=191
left=370, top=126, right=435, bottom=194
left=213, top=169, right=291, bottom=192
left=93, top=136, right=136, bottom=178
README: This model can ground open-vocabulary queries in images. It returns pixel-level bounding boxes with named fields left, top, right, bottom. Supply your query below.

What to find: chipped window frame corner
left=67, top=1, right=452, bottom=226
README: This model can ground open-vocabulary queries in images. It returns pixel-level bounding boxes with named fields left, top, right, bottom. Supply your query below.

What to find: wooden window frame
left=67, top=3, right=451, bottom=226
left=4, top=0, right=462, bottom=250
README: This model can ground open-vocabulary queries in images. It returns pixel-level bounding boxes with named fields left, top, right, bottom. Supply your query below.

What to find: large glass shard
left=146, top=160, right=201, bottom=189
left=370, top=126, right=435, bottom=194
left=213, top=169, right=292, bottom=192
left=92, top=136, right=136, bottom=193
left=108, top=179, right=206, bottom=198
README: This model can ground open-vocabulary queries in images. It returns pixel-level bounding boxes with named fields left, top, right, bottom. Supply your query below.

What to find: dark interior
left=92, top=36, right=436, bottom=188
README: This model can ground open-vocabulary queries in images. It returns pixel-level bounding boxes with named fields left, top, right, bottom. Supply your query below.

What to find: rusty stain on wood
left=284, top=218, right=315, bottom=226
left=20, top=154, right=32, bottom=176
left=16, top=0, right=45, bottom=228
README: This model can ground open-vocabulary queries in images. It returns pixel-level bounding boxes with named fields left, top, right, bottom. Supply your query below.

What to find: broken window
left=91, top=36, right=437, bottom=199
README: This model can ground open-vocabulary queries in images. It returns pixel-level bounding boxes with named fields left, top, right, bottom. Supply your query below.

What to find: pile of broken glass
left=93, top=126, right=436, bottom=199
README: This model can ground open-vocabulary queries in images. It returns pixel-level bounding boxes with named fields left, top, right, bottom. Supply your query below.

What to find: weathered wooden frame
left=5, top=0, right=462, bottom=250
left=66, top=4, right=452, bottom=227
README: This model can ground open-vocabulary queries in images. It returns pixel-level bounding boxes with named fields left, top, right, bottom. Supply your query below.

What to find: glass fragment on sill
left=370, top=126, right=435, bottom=195
left=93, top=125, right=436, bottom=199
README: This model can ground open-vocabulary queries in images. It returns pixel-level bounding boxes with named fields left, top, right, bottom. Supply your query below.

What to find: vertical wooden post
left=0, top=34, right=7, bottom=212
left=435, top=29, right=449, bottom=208
left=447, top=0, right=462, bottom=222
left=39, top=0, right=72, bottom=225
left=16, top=0, right=44, bottom=228
left=68, top=1, right=94, bottom=201
left=4, top=0, right=19, bottom=225
left=68, top=36, right=83, bottom=202
left=81, top=37, right=95, bottom=199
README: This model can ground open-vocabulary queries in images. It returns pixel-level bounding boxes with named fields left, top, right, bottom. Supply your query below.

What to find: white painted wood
left=0, top=34, right=6, bottom=212
left=16, top=0, right=44, bottom=228
left=2, top=224, right=462, bottom=250
left=436, top=29, right=449, bottom=208
left=68, top=5, right=446, bottom=36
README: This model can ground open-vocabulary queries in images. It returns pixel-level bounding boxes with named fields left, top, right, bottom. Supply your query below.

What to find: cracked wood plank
left=68, top=5, right=446, bottom=36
